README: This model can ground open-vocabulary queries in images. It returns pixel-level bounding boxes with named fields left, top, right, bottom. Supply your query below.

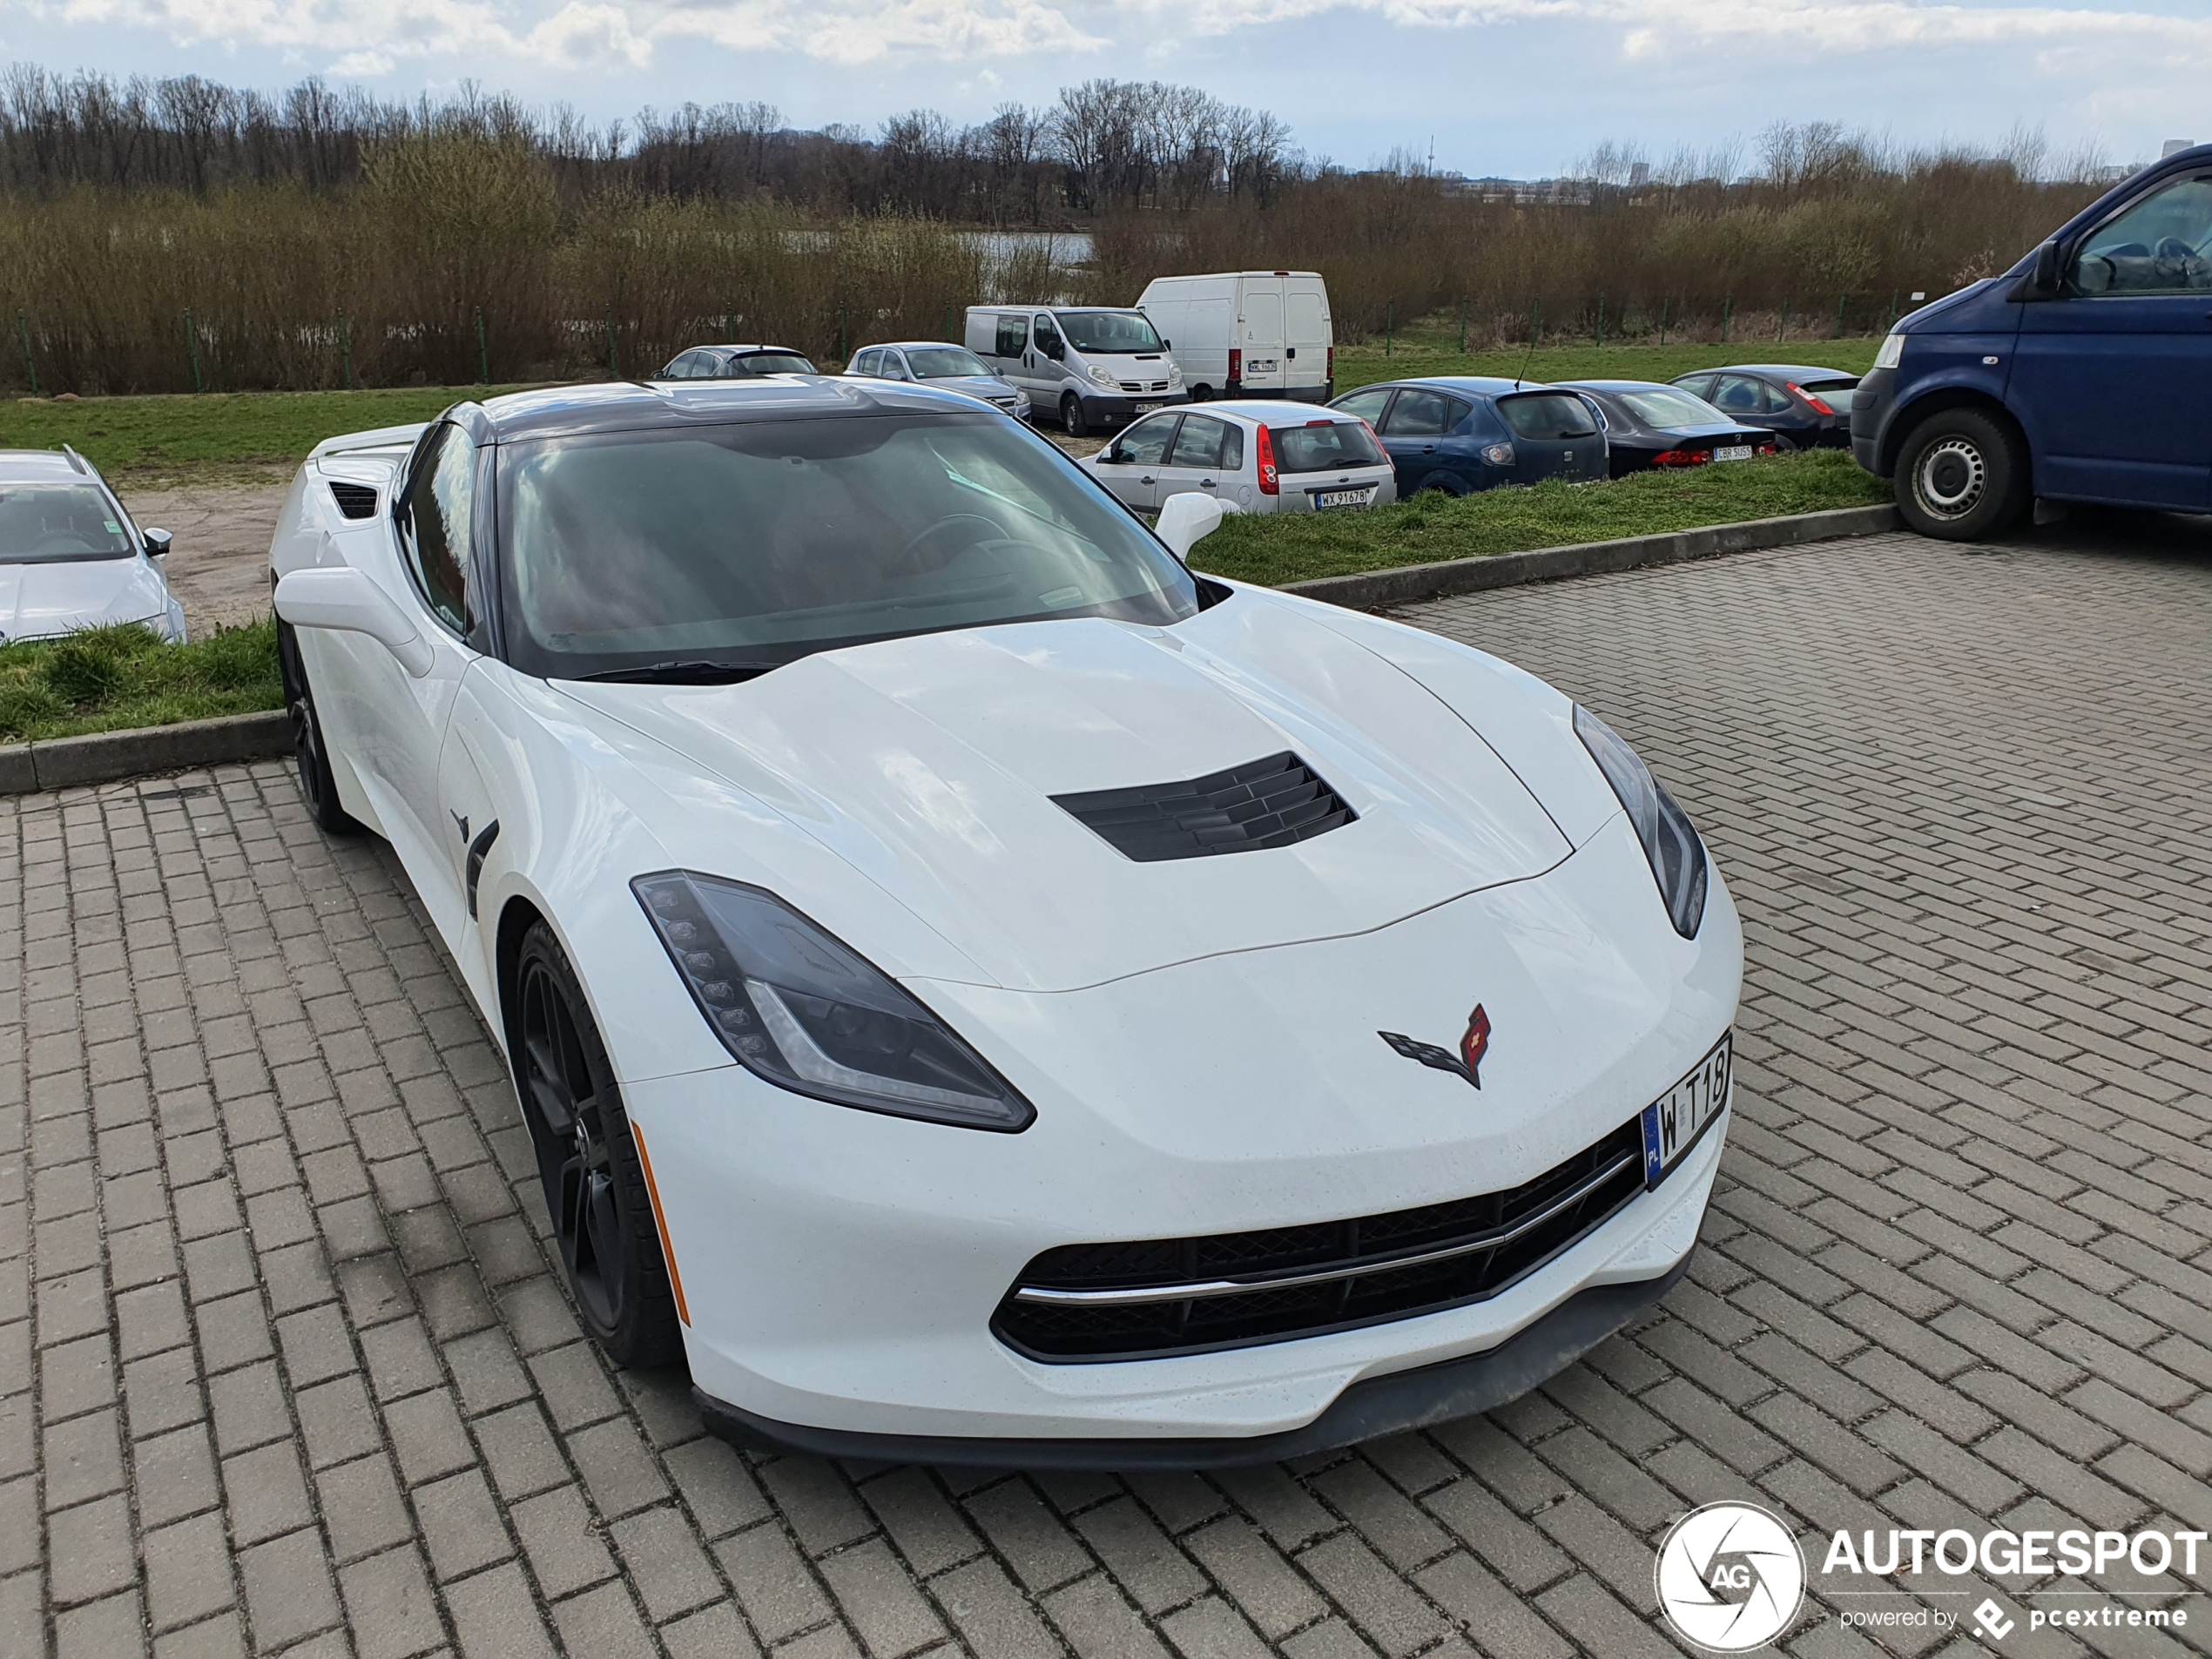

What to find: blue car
left=1851, top=139, right=2212, bottom=538
left=1328, top=378, right=1608, bottom=496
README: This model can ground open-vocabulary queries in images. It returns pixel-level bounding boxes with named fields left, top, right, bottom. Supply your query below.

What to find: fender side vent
left=1052, top=751, right=1355, bottom=862
left=328, top=482, right=378, bottom=519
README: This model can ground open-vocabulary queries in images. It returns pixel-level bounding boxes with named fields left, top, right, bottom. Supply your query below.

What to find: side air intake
left=328, top=482, right=378, bottom=520
left=1052, top=752, right=1356, bottom=863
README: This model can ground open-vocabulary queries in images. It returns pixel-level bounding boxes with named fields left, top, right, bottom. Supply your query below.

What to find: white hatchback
left=1082, top=402, right=1397, bottom=516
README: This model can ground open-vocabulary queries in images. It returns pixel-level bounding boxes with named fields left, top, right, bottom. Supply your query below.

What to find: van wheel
left=277, top=620, right=357, bottom=835
left=1895, top=408, right=2028, bottom=541
left=1061, top=395, right=1090, bottom=438
left=1189, top=385, right=1213, bottom=402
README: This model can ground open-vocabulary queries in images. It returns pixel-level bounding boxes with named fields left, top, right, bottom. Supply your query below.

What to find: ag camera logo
left=1655, top=1502, right=1806, bottom=1651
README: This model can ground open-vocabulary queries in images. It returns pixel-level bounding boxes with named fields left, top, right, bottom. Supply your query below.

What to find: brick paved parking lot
left=3, top=521, right=2209, bottom=1658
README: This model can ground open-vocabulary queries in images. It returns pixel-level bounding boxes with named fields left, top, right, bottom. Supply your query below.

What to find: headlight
left=1572, top=706, right=1709, bottom=939
left=1481, top=442, right=1515, bottom=467
left=1088, top=363, right=1118, bottom=387
left=633, top=872, right=1035, bottom=1131
left=1873, top=331, right=1905, bottom=371
left=1168, top=365, right=1184, bottom=386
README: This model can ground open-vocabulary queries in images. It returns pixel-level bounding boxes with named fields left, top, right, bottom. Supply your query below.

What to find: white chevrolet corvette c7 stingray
left=266, top=376, right=1741, bottom=1467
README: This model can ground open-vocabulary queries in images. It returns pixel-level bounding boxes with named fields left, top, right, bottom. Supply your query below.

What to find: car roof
left=471, top=377, right=996, bottom=442
left=1699, top=364, right=1858, bottom=381
left=1353, top=376, right=1559, bottom=397
left=1558, top=380, right=1683, bottom=394
left=0, top=449, right=99, bottom=482
left=871, top=341, right=974, bottom=353
left=1200, top=401, right=1364, bottom=423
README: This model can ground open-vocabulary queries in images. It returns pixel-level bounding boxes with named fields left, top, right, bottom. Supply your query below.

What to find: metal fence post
left=1385, top=301, right=1393, bottom=358
left=1778, top=298, right=1790, bottom=343
left=16, top=310, right=35, bottom=396
left=1595, top=296, right=1605, bottom=349
left=339, top=310, right=353, bottom=390
left=1721, top=297, right=1731, bottom=343
left=1657, top=298, right=1669, bottom=347
left=1529, top=299, right=1541, bottom=354
left=1459, top=298, right=1467, bottom=354
left=725, top=305, right=736, bottom=343
left=184, top=309, right=203, bottom=394
left=475, top=307, right=489, bottom=386
left=605, top=309, right=617, bottom=380
left=839, top=307, right=847, bottom=361
left=1833, top=293, right=1847, bottom=339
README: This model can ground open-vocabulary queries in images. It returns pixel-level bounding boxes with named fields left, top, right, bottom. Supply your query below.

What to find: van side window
left=1033, top=315, right=1063, bottom=357
left=394, top=423, right=473, bottom=635
left=2074, top=175, right=2212, bottom=294
left=995, top=315, right=1028, bottom=359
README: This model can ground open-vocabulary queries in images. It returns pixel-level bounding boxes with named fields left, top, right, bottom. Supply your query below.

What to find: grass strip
left=0, top=618, right=283, bottom=744
left=1188, top=449, right=1889, bottom=587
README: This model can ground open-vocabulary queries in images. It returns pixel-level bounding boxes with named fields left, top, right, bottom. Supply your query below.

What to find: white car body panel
left=272, top=391, right=1741, bottom=1454
left=0, top=555, right=184, bottom=643
left=1083, top=403, right=1396, bottom=516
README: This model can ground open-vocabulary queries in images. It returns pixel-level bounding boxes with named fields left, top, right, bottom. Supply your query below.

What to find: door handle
left=1139, top=475, right=1155, bottom=485
left=1200, top=479, right=1217, bottom=488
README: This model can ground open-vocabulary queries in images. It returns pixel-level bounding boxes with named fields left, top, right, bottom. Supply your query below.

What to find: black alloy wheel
left=1061, top=394, right=1091, bottom=438
left=513, top=923, right=684, bottom=1368
left=1894, top=407, right=2029, bottom=542
left=276, top=619, right=357, bottom=834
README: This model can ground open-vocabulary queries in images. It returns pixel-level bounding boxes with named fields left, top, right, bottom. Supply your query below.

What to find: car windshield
left=1498, top=393, right=1600, bottom=440
left=1055, top=312, right=1163, bottom=354
left=1616, top=388, right=1730, bottom=428
left=735, top=353, right=815, bottom=376
left=1272, top=420, right=1387, bottom=474
left=906, top=347, right=991, bottom=379
left=497, top=413, right=1199, bottom=679
left=0, top=481, right=135, bottom=563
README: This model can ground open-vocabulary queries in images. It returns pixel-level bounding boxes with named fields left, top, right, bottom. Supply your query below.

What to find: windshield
left=497, top=413, right=1199, bottom=679
left=1498, top=393, right=1600, bottom=440
left=734, top=353, right=816, bottom=376
left=907, top=347, right=991, bottom=379
left=1056, top=312, right=1163, bottom=354
left=1273, top=420, right=1387, bottom=474
left=0, top=482, right=135, bottom=563
left=1616, top=388, right=1730, bottom=428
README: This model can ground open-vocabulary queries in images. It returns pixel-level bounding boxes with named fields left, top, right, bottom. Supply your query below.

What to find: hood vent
left=328, top=482, right=378, bottom=519
left=1053, top=751, right=1356, bottom=863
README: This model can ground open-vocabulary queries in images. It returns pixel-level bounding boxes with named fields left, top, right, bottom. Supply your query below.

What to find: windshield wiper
left=574, top=659, right=783, bottom=685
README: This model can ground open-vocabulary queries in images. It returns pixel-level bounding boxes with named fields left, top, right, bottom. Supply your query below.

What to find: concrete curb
left=1278, top=502, right=1903, bottom=610
left=0, top=709, right=290, bottom=797
left=0, top=503, right=1903, bottom=796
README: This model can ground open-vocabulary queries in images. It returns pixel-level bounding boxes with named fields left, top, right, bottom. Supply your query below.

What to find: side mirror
left=274, top=567, right=435, bottom=678
left=2033, top=239, right=2064, bottom=294
left=1161, top=339, right=1172, bottom=351
left=142, top=528, right=172, bottom=560
left=1155, top=492, right=1238, bottom=559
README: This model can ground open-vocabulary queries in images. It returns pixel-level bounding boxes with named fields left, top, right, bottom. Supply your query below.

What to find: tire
left=1894, top=408, right=2029, bottom=542
left=1061, top=394, right=1090, bottom=438
left=511, top=923, right=685, bottom=1369
left=277, top=620, right=358, bottom=835
left=1188, top=384, right=1213, bottom=403
left=1413, top=474, right=1467, bottom=497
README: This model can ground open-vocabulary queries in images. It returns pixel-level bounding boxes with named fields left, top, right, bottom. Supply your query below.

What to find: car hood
left=922, top=374, right=1021, bottom=401
left=0, top=556, right=170, bottom=642
left=557, top=594, right=1575, bottom=993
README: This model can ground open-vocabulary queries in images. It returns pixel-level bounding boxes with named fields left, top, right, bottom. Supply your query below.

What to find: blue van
left=1851, top=141, right=2211, bottom=539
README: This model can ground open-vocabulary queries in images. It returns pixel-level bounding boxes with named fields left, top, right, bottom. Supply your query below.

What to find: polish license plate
left=1312, top=489, right=1370, bottom=509
left=1712, top=445, right=1753, bottom=462
left=1132, top=402, right=1163, bottom=415
left=1642, top=1033, right=1731, bottom=1187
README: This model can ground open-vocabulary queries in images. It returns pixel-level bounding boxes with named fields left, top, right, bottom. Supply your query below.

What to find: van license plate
left=1712, top=445, right=1753, bottom=462
left=1313, top=489, right=1370, bottom=509
left=1132, top=402, right=1162, bottom=415
left=1641, top=1033, right=1731, bottom=1188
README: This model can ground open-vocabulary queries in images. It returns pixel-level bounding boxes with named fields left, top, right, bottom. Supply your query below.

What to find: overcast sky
left=9, top=0, right=2206, bottom=179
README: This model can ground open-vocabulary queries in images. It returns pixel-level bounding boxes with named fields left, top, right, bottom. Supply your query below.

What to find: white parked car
left=268, top=379, right=1739, bottom=1467
left=1137, top=271, right=1333, bottom=403
left=0, top=449, right=185, bottom=644
left=1083, top=403, right=1397, bottom=516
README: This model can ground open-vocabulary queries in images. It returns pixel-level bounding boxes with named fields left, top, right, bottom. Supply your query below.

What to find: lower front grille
left=994, top=1117, right=1646, bottom=1362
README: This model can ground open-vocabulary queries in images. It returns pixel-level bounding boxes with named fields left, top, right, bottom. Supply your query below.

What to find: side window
left=1709, top=375, right=1764, bottom=415
left=853, top=349, right=880, bottom=375
left=1218, top=423, right=1244, bottom=472
left=995, top=315, right=1028, bottom=359
left=1444, top=396, right=1474, bottom=431
left=664, top=352, right=696, bottom=379
left=1676, top=375, right=1716, bottom=401
left=395, top=423, right=473, bottom=634
left=1116, top=415, right=1178, bottom=467
left=1170, top=415, right=1227, bottom=469
left=1383, top=388, right=1452, bottom=435
left=2075, top=175, right=2212, bottom=294
left=1760, top=382, right=1795, bottom=415
left=884, top=352, right=909, bottom=380
left=1332, top=387, right=1393, bottom=424
left=1033, top=314, right=1063, bottom=357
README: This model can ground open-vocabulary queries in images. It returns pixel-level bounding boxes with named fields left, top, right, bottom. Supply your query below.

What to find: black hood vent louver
left=328, top=482, right=378, bottom=519
left=1052, top=751, right=1356, bottom=863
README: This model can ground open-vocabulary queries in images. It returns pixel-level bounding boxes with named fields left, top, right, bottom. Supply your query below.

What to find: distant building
left=2161, top=138, right=2195, bottom=158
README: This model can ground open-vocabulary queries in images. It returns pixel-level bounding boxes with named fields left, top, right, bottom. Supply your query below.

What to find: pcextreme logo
left=1654, top=1503, right=1806, bottom=1651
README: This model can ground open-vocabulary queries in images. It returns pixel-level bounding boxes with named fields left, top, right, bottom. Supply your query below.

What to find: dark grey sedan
left=846, top=342, right=1030, bottom=421
left=658, top=344, right=818, bottom=380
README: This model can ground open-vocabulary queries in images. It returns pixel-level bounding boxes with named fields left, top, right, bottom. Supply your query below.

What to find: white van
left=964, top=307, right=1186, bottom=437
left=1136, top=272, right=1333, bottom=404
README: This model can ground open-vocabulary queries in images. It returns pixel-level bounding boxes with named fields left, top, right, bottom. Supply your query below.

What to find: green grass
left=1333, top=335, right=1880, bottom=395
left=0, top=385, right=537, bottom=482
left=1188, top=449, right=1888, bottom=587
left=0, top=619, right=284, bottom=743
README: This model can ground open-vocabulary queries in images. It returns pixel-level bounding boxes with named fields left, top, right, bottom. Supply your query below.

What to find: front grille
left=328, top=482, right=378, bottom=519
left=1118, top=380, right=1170, bottom=393
left=994, top=1116, right=1646, bottom=1361
left=1052, top=752, right=1355, bottom=863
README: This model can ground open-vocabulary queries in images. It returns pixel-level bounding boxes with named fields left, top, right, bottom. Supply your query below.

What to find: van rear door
left=1238, top=277, right=1287, bottom=393
left=1285, top=280, right=1332, bottom=397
